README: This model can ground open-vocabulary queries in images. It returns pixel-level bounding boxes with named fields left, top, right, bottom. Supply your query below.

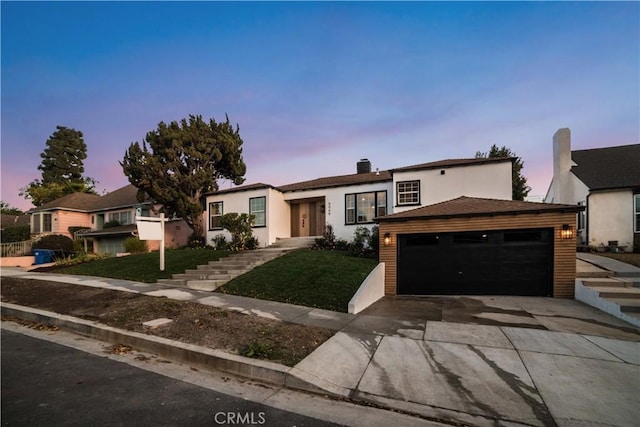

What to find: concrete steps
left=576, top=275, right=640, bottom=327
left=156, top=237, right=315, bottom=292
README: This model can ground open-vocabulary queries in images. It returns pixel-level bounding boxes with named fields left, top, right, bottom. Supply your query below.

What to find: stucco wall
left=205, top=187, right=290, bottom=247
left=392, top=161, right=512, bottom=213
left=587, top=190, right=634, bottom=251
left=53, top=210, right=92, bottom=237
left=283, top=181, right=393, bottom=241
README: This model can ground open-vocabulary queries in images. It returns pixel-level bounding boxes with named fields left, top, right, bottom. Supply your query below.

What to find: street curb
left=0, top=303, right=337, bottom=398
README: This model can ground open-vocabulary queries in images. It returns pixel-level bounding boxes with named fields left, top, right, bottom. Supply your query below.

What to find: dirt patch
left=1, top=277, right=334, bottom=366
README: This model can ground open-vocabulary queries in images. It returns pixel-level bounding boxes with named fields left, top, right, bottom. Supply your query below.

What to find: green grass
left=218, top=250, right=378, bottom=312
left=51, top=248, right=230, bottom=283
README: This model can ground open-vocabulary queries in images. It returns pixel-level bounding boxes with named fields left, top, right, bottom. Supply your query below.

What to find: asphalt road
left=1, top=330, right=340, bottom=427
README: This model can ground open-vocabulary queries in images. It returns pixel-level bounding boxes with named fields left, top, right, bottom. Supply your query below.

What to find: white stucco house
left=545, top=128, right=640, bottom=252
left=204, top=157, right=513, bottom=246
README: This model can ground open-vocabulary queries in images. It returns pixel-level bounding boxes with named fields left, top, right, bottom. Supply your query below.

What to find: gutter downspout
left=585, top=193, right=591, bottom=248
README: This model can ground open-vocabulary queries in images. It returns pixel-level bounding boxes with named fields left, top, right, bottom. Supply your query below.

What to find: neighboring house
left=27, top=185, right=190, bottom=256
left=204, top=157, right=513, bottom=246
left=0, top=213, right=30, bottom=242
left=0, top=213, right=30, bottom=230
left=545, top=128, right=640, bottom=252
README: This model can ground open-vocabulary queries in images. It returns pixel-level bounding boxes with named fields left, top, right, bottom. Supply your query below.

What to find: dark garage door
left=397, top=228, right=553, bottom=296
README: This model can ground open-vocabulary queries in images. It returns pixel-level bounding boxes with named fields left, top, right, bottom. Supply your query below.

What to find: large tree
left=20, top=126, right=96, bottom=206
left=0, top=201, right=23, bottom=215
left=475, top=145, right=531, bottom=201
left=121, top=114, right=247, bottom=238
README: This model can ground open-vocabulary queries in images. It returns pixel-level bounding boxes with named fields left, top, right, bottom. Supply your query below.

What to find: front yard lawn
left=50, top=248, right=230, bottom=283
left=218, top=250, right=378, bottom=312
left=595, top=252, right=640, bottom=268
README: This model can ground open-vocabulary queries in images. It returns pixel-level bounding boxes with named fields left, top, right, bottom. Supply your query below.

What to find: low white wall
left=348, top=262, right=385, bottom=314
left=575, top=280, right=640, bottom=327
left=0, top=256, right=35, bottom=268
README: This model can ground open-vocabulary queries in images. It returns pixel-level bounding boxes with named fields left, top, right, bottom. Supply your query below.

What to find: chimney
left=552, top=128, right=573, bottom=204
left=357, top=158, right=371, bottom=174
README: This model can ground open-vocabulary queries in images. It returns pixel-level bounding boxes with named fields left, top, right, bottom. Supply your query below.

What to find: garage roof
left=377, top=196, right=582, bottom=222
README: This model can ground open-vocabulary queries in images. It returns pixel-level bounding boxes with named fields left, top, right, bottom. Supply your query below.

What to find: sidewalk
left=2, top=267, right=639, bottom=426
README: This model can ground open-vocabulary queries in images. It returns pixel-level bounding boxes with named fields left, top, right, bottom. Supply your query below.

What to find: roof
left=203, top=183, right=275, bottom=197
left=27, top=184, right=151, bottom=214
left=82, top=224, right=137, bottom=237
left=0, top=214, right=30, bottom=228
left=91, top=184, right=151, bottom=210
left=390, top=157, right=512, bottom=173
left=278, top=171, right=392, bottom=192
left=571, top=144, right=640, bottom=190
left=203, top=157, right=511, bottom=196
left=377, top=196, right=582, bottom=222
left=28, top=192, right=101, bottom=213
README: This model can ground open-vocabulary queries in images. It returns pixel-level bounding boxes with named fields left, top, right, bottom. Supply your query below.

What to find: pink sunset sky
left=2, top=2, right=638, bottom=210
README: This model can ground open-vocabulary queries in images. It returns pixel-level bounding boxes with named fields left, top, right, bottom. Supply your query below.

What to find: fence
left=0, top=240, right=33, bottom=257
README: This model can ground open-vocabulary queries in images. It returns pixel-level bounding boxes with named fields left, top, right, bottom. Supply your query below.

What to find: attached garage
left=378, top=197, right=582, bottom=298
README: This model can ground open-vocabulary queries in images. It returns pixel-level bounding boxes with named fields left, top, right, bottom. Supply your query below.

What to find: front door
left=290, top=199, right=325, bottom=237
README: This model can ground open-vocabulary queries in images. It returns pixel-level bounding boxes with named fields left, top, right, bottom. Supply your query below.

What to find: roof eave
left=389, top=157, right=513, bottom=174
left=376, top=206, right=583, bottom=223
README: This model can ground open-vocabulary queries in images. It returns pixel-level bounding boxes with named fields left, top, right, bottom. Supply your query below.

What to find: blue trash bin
left=32, top=249, right=55, bottom=264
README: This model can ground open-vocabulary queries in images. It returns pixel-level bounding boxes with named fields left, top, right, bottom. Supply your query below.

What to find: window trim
left=634, top=193, right=640, bottom=233
left=345, top=190, right=387, bottom=225
left=577, top=201, right=586, bottom=231
left=107, top=210, right=132, bottom=225
left=249, top=196, right=266, bottom=228
left=209, top=201, right=224, bottom=230
left=396, top=180, right=421, bottom=206
left=42, top=213, right=52, bottom=232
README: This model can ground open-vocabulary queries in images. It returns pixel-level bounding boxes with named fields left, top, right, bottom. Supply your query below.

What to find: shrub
left=33, top=234, right=74, bottom=253
left=0, top=224, right=30, bottom=243
left=349, top=226, right=378, bottom=258
left=370, top=225, right=380, bottom=253
left=334, top=238, right=350, bottom=251
left=634, top=234, right=640, bottom=253
left=55, top=252, right=110, bottom=267
left=124, top=237, right=148, bottom=254
left=187, top=233, right=207, bottom=249
left=313, top=224, right=337, bottom=250
left=220, top=213, right=259, bottom=251
left=211, top=234, right=229, bottom=250
left=350, top=226, right=371, bottom=255
left=103, top=220, right=121, bottom=229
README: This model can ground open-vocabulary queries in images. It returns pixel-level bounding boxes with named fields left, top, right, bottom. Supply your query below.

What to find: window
left=453, top=232, right=488, bottom=244
left=377, top=191, right=387, bottom=217
left=108, top=211, right=131, bottom=225
left=577, top=201, right=586, bottom=230
left=42, top=213, right=52, bottom=232
left=346, top=195, right=356, bottom=224
left=635, top=194, right=640, bottom=233
left=32, top=213, right=41, bottom=233
left=209, top=201, right=223, bottom=230
left=397, top=181, right=420, bottom=205
left=250, top=197, right=266, bottom=227
left=345, top=191, right=387, bottom=224
left=503, top=231, right=542, bottom=243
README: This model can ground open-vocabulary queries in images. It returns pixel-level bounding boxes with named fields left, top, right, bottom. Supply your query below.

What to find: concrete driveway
left=292, top=296, right=640, bottom=427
